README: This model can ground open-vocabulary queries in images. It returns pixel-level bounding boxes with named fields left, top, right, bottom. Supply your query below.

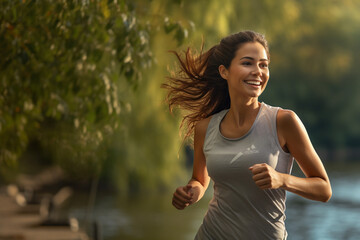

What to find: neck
left=227, top=98, right=260, bottom=127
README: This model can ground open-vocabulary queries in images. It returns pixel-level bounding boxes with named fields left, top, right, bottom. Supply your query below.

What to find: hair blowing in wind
left=162, top=31, right=269, bottom=139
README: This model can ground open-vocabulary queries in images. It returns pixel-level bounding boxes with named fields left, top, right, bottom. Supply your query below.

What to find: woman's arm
left=172, top=117, right=211, bottom=210
left=250, top=109, right=332, bottom=202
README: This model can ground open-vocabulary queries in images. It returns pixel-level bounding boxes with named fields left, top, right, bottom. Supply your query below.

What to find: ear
left=218, top=65, right=228, bottom=80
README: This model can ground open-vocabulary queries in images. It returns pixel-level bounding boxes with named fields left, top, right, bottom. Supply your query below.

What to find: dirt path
left=0, top=187, right=89, bottom=240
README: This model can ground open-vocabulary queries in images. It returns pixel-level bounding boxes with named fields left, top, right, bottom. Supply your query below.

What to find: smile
left=244, top=80, right=261, bottom=86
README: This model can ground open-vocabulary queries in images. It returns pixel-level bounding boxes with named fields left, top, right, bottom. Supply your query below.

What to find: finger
left=254, top=178, right=270, bottom=187
left=249, top=163, right=266, bottom=169
left=172, top=201, right=186, bottom=210
left=186, top=186, right=195, bottom=198
left=252, top=171, right=270, bottom=181
left=250, top=167, right=266, bottom=175
left=180, top=186, right=193, bottom=199
left=173, top=199, right=190, bottom=209
left=173, top=188, right=192, bottom=203
left=254, top=178, right=274, bottom=189
left=172, top=201, right=185, bottom=210
left=174, top=187, right=192, bottom=200
left=173, top=192, right=191, bottom=205
left=258, top=183, right=272, bottom=189
left=186, top=185, right=195, bottom=197
left=172, top=198, right=182, bottom=209
left=173, top=194, right=191, bottom=204
left=185, top=184, right=192, bottom=192
left=249, top=164, right=258, bottom=170
left=172, top=197, right=188, bottom=209
left=249, top=163, right=270, bottom=173
left=249, top=163, right=269, bottom=169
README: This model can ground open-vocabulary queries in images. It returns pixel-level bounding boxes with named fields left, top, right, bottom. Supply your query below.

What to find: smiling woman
left=219, top=42, right=270, bottom=102
left=162, top=31, right=332, bottom=239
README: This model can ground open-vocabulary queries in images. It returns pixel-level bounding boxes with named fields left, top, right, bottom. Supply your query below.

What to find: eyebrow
left=240, top=56, right=269, bottom=61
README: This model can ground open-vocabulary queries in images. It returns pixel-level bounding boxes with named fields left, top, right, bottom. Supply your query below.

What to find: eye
left=260, top=63, right=268, bottom=68
left=241, top=61, right=252, bottom=66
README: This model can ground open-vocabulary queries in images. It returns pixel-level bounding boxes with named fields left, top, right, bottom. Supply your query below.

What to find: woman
left=164, top=31, right=332, bottom=239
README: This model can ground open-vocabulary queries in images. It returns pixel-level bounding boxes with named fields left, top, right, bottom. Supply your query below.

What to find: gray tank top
left=195, top=102, right=294, bottom=240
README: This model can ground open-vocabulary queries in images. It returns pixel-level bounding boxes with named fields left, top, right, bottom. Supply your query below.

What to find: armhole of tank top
left=274, top=108, right=291, bottom=156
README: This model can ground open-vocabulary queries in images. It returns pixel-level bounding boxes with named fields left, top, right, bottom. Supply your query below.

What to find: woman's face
left=219, top=42, right=269, bottom=100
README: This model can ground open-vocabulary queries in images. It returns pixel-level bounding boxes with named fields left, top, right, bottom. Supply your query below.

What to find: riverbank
left=62, top=161, right=360, bottom=240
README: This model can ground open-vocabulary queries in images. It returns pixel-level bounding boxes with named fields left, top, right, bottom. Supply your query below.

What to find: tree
left=0, top=0, right=191, bottom=182
left=182, top=0, right=360, bottom=150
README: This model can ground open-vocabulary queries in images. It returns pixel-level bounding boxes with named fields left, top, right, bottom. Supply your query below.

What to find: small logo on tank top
left=230, top=144, right=259, bottom=164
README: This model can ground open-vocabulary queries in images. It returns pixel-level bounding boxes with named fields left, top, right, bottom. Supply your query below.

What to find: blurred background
left=0, top=0, right=359, bottom=239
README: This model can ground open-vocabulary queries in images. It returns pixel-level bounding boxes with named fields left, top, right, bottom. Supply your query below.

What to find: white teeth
left=245, top=81, right=261, bottom=86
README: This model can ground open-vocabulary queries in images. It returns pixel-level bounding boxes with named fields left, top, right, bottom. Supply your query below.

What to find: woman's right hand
left=172, top=184, right=194, bottom=210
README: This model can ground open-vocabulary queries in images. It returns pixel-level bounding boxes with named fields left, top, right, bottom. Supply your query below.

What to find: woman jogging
left=164, top=30, right=332, bottom=239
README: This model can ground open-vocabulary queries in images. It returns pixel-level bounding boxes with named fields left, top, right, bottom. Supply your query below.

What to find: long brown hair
left=163, top=31, right=269, bottom=139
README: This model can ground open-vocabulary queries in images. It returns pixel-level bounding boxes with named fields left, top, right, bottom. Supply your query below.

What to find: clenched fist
left=249, top=163, right=285, bottom=190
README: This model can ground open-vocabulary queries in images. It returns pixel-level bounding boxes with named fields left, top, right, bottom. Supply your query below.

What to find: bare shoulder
left=195, top=116, right=212, bottom=137
left=277, top=108, right=301, bottom=128
left=277, top=108, right=309, bottom=145
left=194, top=116, right=213, bottom=146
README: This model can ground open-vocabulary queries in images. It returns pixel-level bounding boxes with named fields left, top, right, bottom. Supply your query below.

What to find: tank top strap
left=260, top=103, right=280, bottom=142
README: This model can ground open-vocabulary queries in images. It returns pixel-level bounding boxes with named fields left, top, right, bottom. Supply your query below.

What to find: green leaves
left=0, top=0, right=195, bottom=185
left=2, top=0, right=360, bottom=189
left=163, top=17, right=193, bottom=46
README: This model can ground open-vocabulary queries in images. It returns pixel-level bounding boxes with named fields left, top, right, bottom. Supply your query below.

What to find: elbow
left=322, top=189, right=332, bottom=203
left=320, top=194, right=331, bottom=203
left=320, top=184, right=332, bottom=203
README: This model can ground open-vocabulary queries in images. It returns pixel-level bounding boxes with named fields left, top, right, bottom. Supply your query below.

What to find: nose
left=251, top=66, right=262, bottom=76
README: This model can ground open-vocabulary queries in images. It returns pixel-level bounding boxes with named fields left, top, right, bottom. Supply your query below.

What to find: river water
left=68, top=162, right=360, bottom=240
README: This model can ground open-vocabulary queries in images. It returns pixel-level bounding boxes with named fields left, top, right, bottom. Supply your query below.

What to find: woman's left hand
left=249, top=163, right=285, bottom=190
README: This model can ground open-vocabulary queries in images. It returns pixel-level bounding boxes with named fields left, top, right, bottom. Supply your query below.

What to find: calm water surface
left=68, top=163, right=360, bottom=240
